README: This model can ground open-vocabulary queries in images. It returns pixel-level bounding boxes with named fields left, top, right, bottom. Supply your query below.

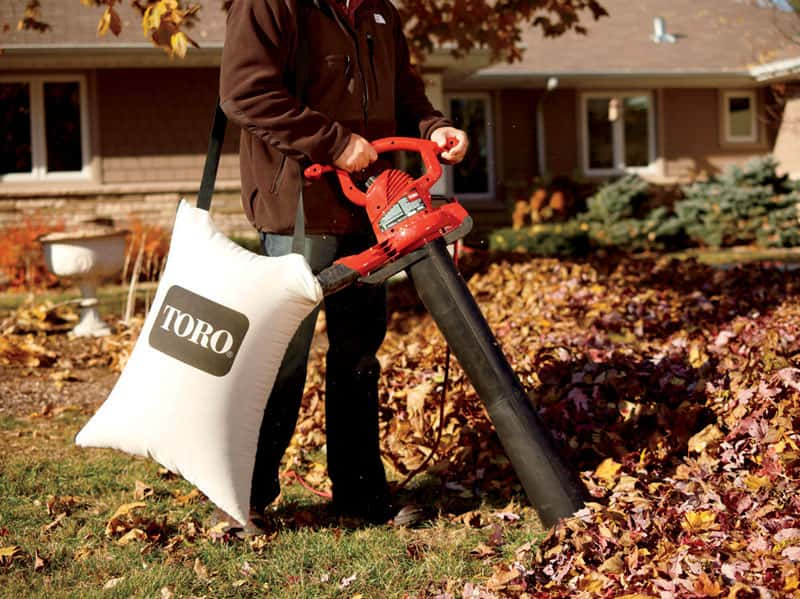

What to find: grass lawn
left=0, top=410, right=543, bottom=598
left=0, top=282, right=160, bottom=320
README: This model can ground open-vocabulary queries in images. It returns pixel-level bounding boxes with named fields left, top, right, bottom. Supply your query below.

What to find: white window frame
left=0, top=74, right=91, bottom=183
left=722, top=90, right=758, bottom=144
left=443, top=92, right=496, bottom=201
left=580, top=91, right=657, bottom=177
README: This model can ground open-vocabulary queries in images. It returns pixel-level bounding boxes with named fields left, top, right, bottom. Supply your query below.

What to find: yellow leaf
left=682, top=510, right=718, bottom=533
left=594, top=458, right=622, bottom=483
left=108, top=502, right=147, bottom=521
left=170, top=32, right=188, bottom=58
left=784, top=573, right=799, bottom=592
left=727, top=582, right=753, bottom=599
left=744, top=475, right=771, bottom=492
left=0, top=545, right=24, bottom=559
left=117, top=528, right=147, bottom=546
left=688, top=424, right=723, bottom=454
left=172, top=488, right=201, bottom=506
left=97, top=8, right=111, bottom=37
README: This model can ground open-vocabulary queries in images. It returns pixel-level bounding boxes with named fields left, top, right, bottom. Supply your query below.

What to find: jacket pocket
left=270, top=153, right=287, bottom=194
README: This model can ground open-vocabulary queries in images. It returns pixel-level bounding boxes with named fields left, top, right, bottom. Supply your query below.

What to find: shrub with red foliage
left=0, top=218, right=65, bottom=291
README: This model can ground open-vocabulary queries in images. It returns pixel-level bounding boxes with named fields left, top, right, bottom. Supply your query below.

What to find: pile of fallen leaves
left=2, top=253, right=800, bottom=596
left=292, top=254, right=800, bottom=597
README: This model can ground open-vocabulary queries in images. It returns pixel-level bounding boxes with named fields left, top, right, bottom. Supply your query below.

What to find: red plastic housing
left=304, top=137, right=469, bottom=278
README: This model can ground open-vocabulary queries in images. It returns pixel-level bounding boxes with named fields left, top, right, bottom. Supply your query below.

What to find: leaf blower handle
left=303, top=136, right=459, bottom=207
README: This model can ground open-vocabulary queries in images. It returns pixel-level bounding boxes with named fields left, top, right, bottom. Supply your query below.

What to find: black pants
left=250, top=233, right=390, bottom=518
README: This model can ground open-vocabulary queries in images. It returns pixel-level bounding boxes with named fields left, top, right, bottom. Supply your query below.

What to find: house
left=1, top=0, right=799, bottom=237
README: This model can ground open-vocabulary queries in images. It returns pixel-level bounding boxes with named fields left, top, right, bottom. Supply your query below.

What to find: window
left=445, top=93, right=495, bottom=200
left=723, top=90, right=757, bottom=143
left=0, top=75, right=90, bottom=181
left=581, top=92, right=655, bottom=176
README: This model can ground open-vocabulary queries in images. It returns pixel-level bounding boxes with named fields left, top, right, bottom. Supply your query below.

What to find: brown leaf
left=43, top=512, right=66, bottom=533
left=459, top=510, right=483, bottom=528
left=470, top=543, right=496, bottom=558
left=172, top=488, right=202, bottom=506
left=116, top=528, right=147, bottom=546
left=105, top=502, right=146, bottom=536
left=193, top=557, right=209, bottom=581
left=487, top=565, right=522, bottom=591
left=134, top=480, right=153, bottom=501
left=33, top=550, right=47, bottom=572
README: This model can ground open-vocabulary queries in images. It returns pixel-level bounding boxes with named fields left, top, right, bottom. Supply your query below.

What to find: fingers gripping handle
left=303, top=136, right=458, bottom=206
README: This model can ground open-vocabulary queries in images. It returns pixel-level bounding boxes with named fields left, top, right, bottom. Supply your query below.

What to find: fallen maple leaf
left=594, top=457, right=622, bottom=484
left=682, top=510, right=719, bottom=533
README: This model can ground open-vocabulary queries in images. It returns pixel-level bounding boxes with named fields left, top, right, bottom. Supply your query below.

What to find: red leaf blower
left=307, top=137, right=586, bottom=527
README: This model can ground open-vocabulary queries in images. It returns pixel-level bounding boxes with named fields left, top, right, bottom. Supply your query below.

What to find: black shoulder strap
left=197, top=99, right=226, bottom=212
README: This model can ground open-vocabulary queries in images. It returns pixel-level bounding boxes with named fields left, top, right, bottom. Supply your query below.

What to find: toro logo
left=149, top=285, right=249, bottom=377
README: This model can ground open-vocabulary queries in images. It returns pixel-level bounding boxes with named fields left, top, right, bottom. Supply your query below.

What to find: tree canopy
left=8, top=0, right=607, bottom=62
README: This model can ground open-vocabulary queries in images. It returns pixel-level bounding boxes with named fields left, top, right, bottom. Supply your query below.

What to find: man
left=218, top=0, right=468, bottom=534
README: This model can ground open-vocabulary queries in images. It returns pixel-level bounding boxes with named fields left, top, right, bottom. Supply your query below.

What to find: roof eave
left=750, top=56, right=800, bottom=82
left=0, top=44, right=223, bottom=68
left=447, top=69, right=761, bottom=89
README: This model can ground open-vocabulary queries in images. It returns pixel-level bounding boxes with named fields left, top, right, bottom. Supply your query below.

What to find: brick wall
left=0, top=187, right=256, bottom=241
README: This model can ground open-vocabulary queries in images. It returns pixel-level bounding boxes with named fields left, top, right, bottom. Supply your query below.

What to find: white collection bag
left=76, top=200, right=323, bottom=525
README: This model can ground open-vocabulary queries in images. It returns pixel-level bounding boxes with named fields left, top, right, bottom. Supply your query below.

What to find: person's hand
left=431, top=127, right=469, bottom=164
left=334, top=134, right=378, bottom=172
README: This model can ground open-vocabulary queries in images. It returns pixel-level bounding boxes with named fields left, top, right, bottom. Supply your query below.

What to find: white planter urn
left=40, top=229, right=129, bottom=337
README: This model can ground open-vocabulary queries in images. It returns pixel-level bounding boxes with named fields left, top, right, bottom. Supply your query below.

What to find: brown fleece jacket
left=220, top=0, right=452, bottom=235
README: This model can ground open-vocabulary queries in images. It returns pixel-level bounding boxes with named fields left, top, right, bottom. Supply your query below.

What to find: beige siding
left=96, top=68, right=240, bottom=184
left=773, top=84, right=800, bottom=179
left=497, top=89, right=540, bottom=198
left=542, top=89, right=579, bottom=179
left=661, top=87, right=773, bottom=180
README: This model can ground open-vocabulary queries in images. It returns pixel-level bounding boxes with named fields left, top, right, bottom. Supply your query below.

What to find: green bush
left=489, top=155, right=800, bottom=257
left=676, top=156, right=800, bottom=248
left=489, top=222, right=590, bottom=256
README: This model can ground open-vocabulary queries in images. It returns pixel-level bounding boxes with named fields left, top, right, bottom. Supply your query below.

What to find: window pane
left=728, top=96, right=753, bottom=139
left=450, top=98, right=489, bottom=194
left=0, top=83, right=33, bottom=175
left=44, top=81, right=83, bottom=172
left=587, top=98, right=614, bottom=169
left=623, top=95, right=650, bottom=167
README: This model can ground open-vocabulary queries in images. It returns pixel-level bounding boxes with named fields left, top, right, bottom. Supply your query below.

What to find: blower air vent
left=383, top=169, right=415, bottom=203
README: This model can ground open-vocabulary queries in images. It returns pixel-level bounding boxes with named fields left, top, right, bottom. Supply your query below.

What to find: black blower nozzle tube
left=406, top=238, right=587, bottom=527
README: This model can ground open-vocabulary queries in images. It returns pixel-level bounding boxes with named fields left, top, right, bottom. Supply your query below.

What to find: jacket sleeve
left=220, top=0, right=352, bottom=163
left=391, top=8, right=453, bottom=140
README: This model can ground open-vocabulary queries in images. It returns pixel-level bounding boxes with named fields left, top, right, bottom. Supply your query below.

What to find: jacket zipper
left=366, top=33, right=379, bottom=101
left=329, top=8, right=369, bottom=131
